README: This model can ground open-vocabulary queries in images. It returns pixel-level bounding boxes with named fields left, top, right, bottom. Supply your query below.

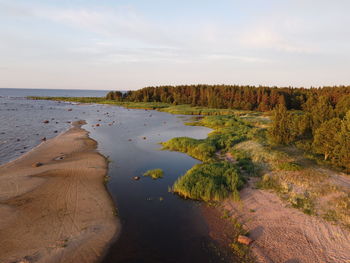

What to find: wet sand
left=0, top=121, right=119, bottom=263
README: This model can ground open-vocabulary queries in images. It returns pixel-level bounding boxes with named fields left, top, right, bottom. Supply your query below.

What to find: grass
left=162, top=137, right=217, bottom=162
left=29, top=96, right=171, bottom=109
left=143, top=169, right=164, bottom=179
left=162, top=115, right=253, bottom=163
left=276, top=162, right=303, bottom=171
left=172, top=162, right=244, bottom=202
left=29, top=96, right=257, bottom=116
left=160, top=104, right=242, bottom=115
left=323, top=193, right=350, bottom=228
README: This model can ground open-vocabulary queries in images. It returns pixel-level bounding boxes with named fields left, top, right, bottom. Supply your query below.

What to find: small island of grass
left=143, top=169, right=164, bottom=179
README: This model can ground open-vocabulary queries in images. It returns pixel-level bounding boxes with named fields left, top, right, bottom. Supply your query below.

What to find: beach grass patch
left=143, top=169, right=164, bottom=179
left=172, top=162, right=244, bottom=202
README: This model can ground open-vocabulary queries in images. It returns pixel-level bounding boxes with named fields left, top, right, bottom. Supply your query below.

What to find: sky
left=0, top=0, right=349, bottom=90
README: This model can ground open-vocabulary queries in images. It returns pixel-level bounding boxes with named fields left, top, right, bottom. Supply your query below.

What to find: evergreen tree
left=268, top=104, right=294, bottom=144
left=312, top=118, right=342, bottom=160
left=336, top=111, right=350, bottom=171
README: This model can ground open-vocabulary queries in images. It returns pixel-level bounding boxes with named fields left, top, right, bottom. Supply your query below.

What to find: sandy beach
left=0, top=121, right=119, bottom=263
left=225, top=178, right=350, bottom=263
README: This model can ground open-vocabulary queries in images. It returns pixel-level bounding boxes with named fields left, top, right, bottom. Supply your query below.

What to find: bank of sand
left=0, top=121, right=119, bottom=263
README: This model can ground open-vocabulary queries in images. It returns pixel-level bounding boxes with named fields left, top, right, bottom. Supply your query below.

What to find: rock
left=67, top=108, right=73, bottom=111
left=43, top=120, right=49, bottom=124
left=32, top=162, right=43, bottom=167
left=237, top=235, right=253, bottom=245
left=133, top=176, right=140, bottom=181
left=128, top=139, right=132, bottom=141
left=17, top=138, right=21, bottom=141
left=41, top=137, right=46, bottom=141
left=54, top=130, right=58, bottom=133
left=143, top=137, right=147, bottom=140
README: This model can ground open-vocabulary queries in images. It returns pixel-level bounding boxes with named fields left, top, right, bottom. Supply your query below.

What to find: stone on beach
left=237, top=235, right=253, bottom=245
left=32, top=162, right=43, bottom=167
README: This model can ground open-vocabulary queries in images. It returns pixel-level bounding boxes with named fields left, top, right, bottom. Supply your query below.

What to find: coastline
left=0, top=120, right=120, bottom=263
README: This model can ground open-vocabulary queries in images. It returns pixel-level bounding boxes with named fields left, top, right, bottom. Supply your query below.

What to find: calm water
left=0, top=88, right=233, bottom=262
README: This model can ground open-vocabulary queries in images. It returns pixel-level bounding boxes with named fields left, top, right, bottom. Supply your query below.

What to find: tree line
left=106, top=85, right=350, bottom=111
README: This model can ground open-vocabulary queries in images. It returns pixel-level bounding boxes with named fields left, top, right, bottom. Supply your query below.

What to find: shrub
left=143, top=169, right=164, bottom=179
left=172, top=162, right=244, bottom=201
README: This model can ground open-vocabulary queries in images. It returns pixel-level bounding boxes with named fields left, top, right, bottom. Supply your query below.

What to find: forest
left=269, top=96, right=350, bottom=171
left=107, top=85, right=350, bottom=172
left=106, top=85, right=350, bottom=111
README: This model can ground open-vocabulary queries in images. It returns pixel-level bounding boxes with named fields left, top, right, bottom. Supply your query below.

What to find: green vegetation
left=143, top=169, right=164, bottom=179
left=162, top=115, right=253, bottom=163
left=268, top=95, right=350, bottom=172
left=29, top=96, right=111, bottom=103
left=162, top=115, right=256, bottom=202
left=276, top=162, right=302, bottom=171
left=29, top=96, right=171, bottom=110
left=110, top=85, right=350, bottom=112
left=160, top=104, right=238, bottom=115
left=172, top=162, right=244, bottom=201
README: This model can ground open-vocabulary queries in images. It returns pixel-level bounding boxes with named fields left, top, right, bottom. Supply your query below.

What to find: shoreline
left=0, top=120, right=120, bottom=263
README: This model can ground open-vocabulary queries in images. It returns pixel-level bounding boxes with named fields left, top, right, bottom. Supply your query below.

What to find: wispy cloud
left=240, top=27, right=317, bottom=54
left=0, top=0, right=349, bottom=89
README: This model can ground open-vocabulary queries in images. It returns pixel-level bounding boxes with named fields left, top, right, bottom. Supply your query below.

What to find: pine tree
left=268, top=104, right=294, bottom=144
left=312, top=118, right=342, bottom=160
left=336, top=111, right=350, bottom=171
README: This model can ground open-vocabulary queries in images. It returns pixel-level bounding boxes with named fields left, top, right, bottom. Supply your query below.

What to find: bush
left=143, top=169, right=164, bottom=179
left=162, top=137, right=216, bottom=162
left=172, top=162, right=244, bottom=201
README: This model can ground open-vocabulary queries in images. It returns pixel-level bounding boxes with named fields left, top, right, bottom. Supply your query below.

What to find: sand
left=0, top=121, right=119, bottom=263
left=225, top=178, right=350, bottom=263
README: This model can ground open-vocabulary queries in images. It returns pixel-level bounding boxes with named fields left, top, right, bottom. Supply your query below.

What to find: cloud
left=35, top=6, right=177, bottom=47
left=239, top=25, right=317, bottom=54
